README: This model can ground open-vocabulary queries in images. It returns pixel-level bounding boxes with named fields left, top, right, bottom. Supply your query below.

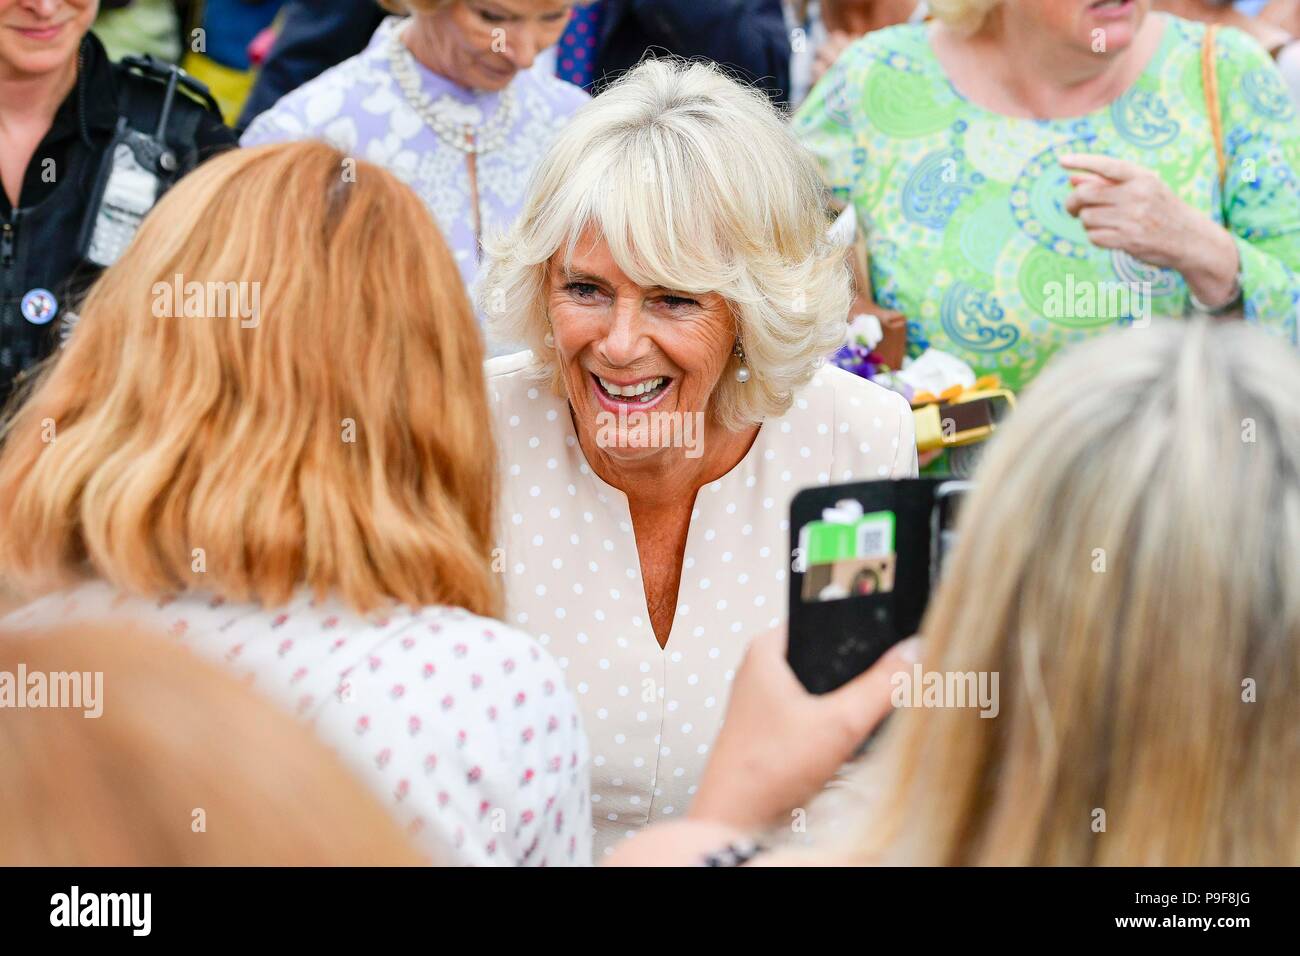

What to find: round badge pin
left=21, top=288, right=59, bottom=326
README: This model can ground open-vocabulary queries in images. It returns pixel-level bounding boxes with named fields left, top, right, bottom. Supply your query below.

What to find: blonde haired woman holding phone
left=613, top=319, right=1300, bottom=866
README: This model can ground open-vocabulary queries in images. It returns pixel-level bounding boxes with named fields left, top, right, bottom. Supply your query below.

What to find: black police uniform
left=0, top=31, right=236, bottom=402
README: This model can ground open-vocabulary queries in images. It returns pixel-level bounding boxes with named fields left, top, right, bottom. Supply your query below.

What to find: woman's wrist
left=601, top=819, right=753, bottom=866
left=687, top=787, right=766, bottom=831
left=1178, top=220, right=1242, bottom=310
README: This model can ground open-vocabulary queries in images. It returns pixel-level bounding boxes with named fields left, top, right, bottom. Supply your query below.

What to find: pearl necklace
left=387, top=26, right=517, bottom=155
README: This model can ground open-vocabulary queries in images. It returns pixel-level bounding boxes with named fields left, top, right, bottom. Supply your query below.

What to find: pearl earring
left=733, top=339, right=751, bottom=384
left=544, top=330, right=555, bottom=349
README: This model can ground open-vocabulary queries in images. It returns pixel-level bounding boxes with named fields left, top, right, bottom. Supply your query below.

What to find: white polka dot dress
left=488, top=352, right=918, bottom=857
left=3, top=582, right=591, bottom=867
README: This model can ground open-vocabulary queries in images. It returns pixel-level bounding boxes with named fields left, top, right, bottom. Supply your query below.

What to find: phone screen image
left=798, top=507, right=897, bottom=603
left=787, top=479, right=971, bottom=695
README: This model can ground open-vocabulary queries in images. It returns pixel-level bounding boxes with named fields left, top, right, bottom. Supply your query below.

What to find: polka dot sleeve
left=2, top=587, right=594, bottom=867
left=306, top=611, right=592, bottom=866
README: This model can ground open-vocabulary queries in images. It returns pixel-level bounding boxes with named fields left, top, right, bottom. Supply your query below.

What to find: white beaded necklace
left=387, top=25, right=517, bottom=155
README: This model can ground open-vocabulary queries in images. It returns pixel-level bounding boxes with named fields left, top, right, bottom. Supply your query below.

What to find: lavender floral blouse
left=241, top=17, right=589, bottom=326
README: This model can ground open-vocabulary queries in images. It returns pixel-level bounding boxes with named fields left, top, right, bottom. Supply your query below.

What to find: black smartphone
left=786, top=478, right=972, bottom=694
left=933, top=479, right=973, bottom=580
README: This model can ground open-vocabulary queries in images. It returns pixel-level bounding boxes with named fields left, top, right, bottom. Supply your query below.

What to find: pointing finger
left=1058, top=153, right=1141, bottom=183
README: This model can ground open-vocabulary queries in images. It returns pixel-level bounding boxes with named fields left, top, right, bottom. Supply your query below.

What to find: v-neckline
left=560, top=403, right=773, bottom=653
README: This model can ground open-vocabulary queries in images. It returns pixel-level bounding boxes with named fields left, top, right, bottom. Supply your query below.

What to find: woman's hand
left=1060, top=153, right=1241, bottom=309
left=687, top=626, right=920, bottom=832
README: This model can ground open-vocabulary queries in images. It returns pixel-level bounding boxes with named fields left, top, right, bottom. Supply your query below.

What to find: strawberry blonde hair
left=0, top=142, right=500, bottom=618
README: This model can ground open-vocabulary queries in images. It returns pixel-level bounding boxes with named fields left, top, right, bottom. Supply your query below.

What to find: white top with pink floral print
left=3, top=582, right=592, bottom=866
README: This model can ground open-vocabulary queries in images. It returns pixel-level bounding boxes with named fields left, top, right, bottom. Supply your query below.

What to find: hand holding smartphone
left=787, top=478, right=971, bottom=694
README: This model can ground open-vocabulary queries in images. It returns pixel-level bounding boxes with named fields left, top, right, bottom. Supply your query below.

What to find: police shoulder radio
left=78, top=55, right=223, bottom=270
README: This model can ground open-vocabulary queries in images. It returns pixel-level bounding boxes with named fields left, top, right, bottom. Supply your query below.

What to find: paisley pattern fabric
left=793, top=16, right=1300, bottom=391
left=241, top=17, right=589, bottom=325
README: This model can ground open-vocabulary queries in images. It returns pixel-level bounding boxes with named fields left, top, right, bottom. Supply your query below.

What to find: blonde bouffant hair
left=833, top=320, right=1300, bottom=865
left=478, top=58, right=853, bottom=431
left=0, top=142, right=500, bottom=619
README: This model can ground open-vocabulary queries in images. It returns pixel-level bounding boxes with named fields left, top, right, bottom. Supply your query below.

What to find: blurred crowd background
left=88, top=1, right=1300, bottom=123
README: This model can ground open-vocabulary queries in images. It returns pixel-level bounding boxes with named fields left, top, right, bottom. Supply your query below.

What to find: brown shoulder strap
left=1202, top=24, right=1227, bottom=193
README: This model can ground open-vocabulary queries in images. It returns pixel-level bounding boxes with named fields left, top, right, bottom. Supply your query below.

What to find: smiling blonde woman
left=479, top=58, right=918, bottom=857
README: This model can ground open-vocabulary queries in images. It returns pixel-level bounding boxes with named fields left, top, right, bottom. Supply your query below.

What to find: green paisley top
left=793, top=15, right=1300, bottom=391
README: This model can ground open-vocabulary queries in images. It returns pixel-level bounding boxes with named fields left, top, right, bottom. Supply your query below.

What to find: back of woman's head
left=852, top=319, right=1300, bottom=865
left=0, top=142, right=499, bottom=618
left=0, top=623, right=431, bottom=865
